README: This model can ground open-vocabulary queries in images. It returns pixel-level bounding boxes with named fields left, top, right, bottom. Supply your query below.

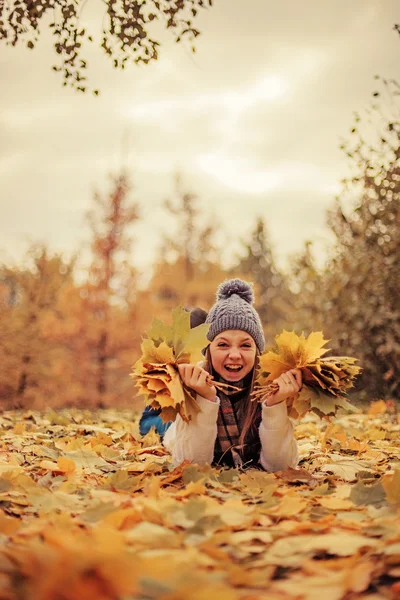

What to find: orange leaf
left=57, top=456, right=76, bottom=474
left=367, top=400, right=387, bottom=415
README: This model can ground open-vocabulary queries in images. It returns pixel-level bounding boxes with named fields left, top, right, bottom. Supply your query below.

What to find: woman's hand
left=264, top=368, right=302, bottom=407
left=177, top=364, right=217, bottom=402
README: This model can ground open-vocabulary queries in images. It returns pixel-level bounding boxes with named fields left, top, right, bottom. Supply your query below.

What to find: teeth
left=225, top=365, right=242, bottom=371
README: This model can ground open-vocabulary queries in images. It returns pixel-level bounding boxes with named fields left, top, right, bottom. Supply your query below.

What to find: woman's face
left=209, top=330, right=257, bottom=382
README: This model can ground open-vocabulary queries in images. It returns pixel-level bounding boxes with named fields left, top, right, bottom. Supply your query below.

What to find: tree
left=80, top=171, right=140, bottom=407
left=0, top=0, right=212, bottom=92
left=0, top=173, right=143, bottom=410
left=234, top=217, right=293, bottom=341
left=293, top=78, right=400, bottom=400
left=0, top=245, right=77, bottom=408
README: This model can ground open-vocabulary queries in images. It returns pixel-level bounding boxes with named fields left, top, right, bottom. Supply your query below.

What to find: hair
left=189, top=307, right=208, bottom=329
left=203, top=345, right=260, bottom=449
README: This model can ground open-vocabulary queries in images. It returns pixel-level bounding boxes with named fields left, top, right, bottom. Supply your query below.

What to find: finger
left=288, top=369, right=302, bottom=391
left=177, top=364, right=186, bottom=379
left=196, top=369, right=209, bottom=388
left=178, top=364, right=194, bottom=384
left=286, top=371, right=300, bottom=392
left=281, top=373, right=291, bottom=386
left=189, top=365, right=204, bottom=384
left=290, top=368, right=302, bottom=387
left=277, top=376, right=289, bottom=392
left=190, top=366, right=202, bottom=386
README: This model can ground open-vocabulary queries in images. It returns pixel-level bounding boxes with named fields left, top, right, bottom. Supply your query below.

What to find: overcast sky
left=1, top=0, right=399, bottom=275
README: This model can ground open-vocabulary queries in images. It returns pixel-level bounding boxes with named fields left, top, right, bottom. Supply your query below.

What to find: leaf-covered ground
left=0, top=402, right=399, bottom=600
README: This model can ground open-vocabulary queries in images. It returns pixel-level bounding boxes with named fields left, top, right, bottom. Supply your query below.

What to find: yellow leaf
left=215, top=498, right=253, bottom=527
left=300, top=330, right=330, bottom=364
left=317, top=497, right=354, bottom=510
left=140, top=427, right=161, bottom=448
left=171, top=304, right=192, bottom=349
left=229, top=529, right=273, bottom=545
left=154, top=392, right=176, bottom=408
left=90, top=432, right=113, bottom=447
left=276, top=330, right=305, bottom=364
left=265, top=533, right=378, bottom=567
left=175, top=479, right=207, bottom=497
left=259, top=330, right=330, bottom=380
left=131, top=307, right=209, bottom=422
left=266, top=494, right=308, bottom=517
left=39, top=460, right=60, bottom=471
left=259, top=349, right=292, bottom=381
left=140, top=339, right=175, bottom=365
left=256, top=330, right=359, bottom=419
left=124, top=521, right=180, bottom=548
left=13, top=423, right=26, bottom=435
left=103, top=507, right=142, bottom=530
left=382, top=469, right=400, bottom=504
left=179, top=323, right=210, bottom=362
left=147, top=379, right=168, bottom=393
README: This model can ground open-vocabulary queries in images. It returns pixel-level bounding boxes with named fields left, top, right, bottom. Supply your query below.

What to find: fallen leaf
left=265, top=532, right=378, bottom=567
left=368, top=400, right=387, bottom=415
left=267, top=494, right=308, bottom=517
left=382, top=469, right=400, bottom=504
left=57, top=456, right=76, bottom=474
left=320, top=458, right=374, bottom=481
left=317, top=497, right=354, bottom=510
left=349, top=479, right=386, bottom=506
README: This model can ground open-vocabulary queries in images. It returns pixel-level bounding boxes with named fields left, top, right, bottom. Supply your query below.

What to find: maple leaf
left=382, top=469, right=400, bottom=504
left=258, top=330, right=330, bottom=380
left=131, top=306, right=212, bottom=423
left=253, top=330, right=361, bottom=419
left=349, top=479, right=386, bottom=506
left=0, top=406, right=399, bottom=598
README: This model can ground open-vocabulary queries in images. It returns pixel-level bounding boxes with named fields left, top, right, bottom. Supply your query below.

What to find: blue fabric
left=139, top=406, right=172, bottom=438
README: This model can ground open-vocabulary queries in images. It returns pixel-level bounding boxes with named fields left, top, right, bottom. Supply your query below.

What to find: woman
left=163, top=279, right=301, bottom=471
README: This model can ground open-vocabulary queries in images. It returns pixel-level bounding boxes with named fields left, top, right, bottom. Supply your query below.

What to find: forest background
left=1, top=2, right=400, bottom=412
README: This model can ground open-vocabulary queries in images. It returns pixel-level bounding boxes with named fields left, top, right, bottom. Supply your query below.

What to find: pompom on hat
left=205, top=279, right=265, bottom=352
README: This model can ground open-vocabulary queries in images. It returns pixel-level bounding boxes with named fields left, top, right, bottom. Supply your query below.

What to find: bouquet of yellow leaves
left=252, top=331, right=361, bottom=419
left=131, top=307, right=237, bottom=424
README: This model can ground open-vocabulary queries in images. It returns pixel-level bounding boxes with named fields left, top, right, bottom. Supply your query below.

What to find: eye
left=242, top=343, right=252, bottom=348
left=217, top=342, right=228, bottom=347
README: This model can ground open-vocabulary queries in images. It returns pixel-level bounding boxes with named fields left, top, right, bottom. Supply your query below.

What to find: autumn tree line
left=1, top=80, right=399, bottom=410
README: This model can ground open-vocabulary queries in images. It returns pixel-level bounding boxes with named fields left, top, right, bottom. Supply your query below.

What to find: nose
left=228, top=346, right=241, bottom=360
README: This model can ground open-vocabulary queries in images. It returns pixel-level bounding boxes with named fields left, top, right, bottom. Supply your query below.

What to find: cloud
left=0, top=0, right=399, bottom=274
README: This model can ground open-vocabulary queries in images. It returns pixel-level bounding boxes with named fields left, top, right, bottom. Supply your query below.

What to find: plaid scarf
left=213, top=378, right=262, bottom=468
left=201, top=353, right=262, bottom=468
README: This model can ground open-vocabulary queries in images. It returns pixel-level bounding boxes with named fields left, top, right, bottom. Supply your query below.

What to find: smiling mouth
left=224, top=365, right=243, bottom=373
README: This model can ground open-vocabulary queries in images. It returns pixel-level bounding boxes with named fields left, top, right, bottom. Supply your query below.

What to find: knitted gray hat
left=206, top=279, right=265, bottom=352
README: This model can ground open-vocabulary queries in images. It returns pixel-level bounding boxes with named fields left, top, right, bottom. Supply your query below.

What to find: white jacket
left=163, top=394, right=298, bottom=471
